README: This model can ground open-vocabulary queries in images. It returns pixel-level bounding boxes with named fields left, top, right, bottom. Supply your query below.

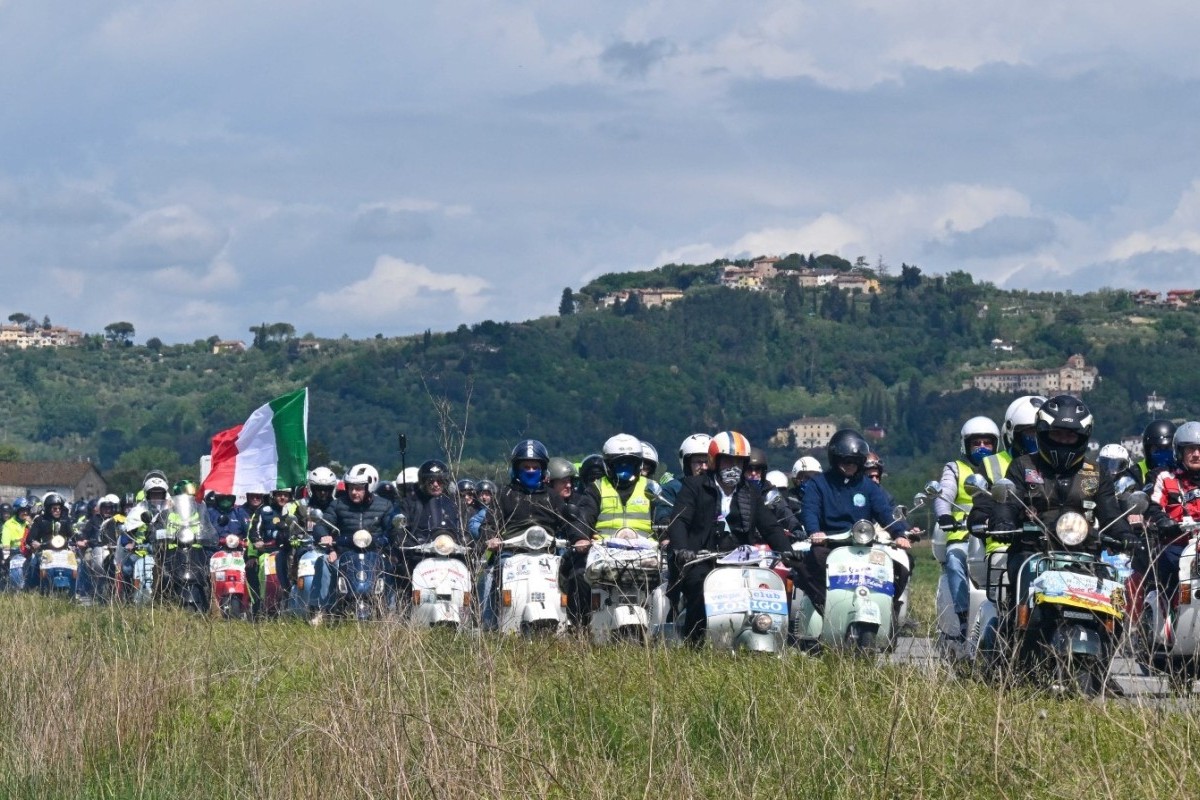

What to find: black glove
left=562, top=503, right=579, bottom=522
left=937, top=515, right=956, bottom=530
left=675, top=549, right=696, bottom=567
left=1156, top=521, right=1182, bottom=539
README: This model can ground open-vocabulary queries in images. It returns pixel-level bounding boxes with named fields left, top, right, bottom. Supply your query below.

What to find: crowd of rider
left=2, top=391, right=1198, bottom=645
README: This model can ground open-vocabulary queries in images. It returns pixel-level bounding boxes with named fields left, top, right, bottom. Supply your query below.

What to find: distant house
left=1146, top=392, right=1168, bottom=414
left=295, top=339, right=321, bottom=354
left=212, top=340, right=247, bottom=355
left=1165, top=289, right=1196, bottom=309
left=832, top=273, right=880, bottom=294
left=769, top=416, right=843, bottom=449
left=795, top=269, right=840, bottom=289
left=599, top=288, right=685, bottom=308
left=970, top=354, right=1098, bottom=394
left=1131, top=289, right=1160, bottom=306
left=0, top=323, right=84, bottom=349
left=0, top=461, right=108, bottom=504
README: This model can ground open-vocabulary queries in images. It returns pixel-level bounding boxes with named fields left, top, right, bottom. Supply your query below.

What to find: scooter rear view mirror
left=922, top=480, right=941, bottom=498
left=990, top=478, right=1015, bottom=503
left=1113, top=475, right=1136, bottom=496
left=964, top=474, right=989, bottom=497
left=1123, top=490, right=1149, bottom=514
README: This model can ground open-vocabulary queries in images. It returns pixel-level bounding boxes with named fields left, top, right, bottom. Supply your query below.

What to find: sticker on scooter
left=749, top=588, right=787, bottom=614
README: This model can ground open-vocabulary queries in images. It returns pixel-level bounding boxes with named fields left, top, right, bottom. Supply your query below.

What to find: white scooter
left=495, top=526, right=568, bottom=636
left=403, top=532, right=474, bottom=629
left=681, top=545, right=790, bottom=653
left=792, top=520, right=907, bottom=652
left=585, top=528, right=666, bottom=644
left=1132, top=517, right=1200, bottom=691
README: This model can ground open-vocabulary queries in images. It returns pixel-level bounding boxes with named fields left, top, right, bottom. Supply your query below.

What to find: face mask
left=719, top=465, right=743, bottom=488
left=613, top=463, right=638, bottom=485
left=1149, top=449, right=1175, bottom=470
left=517, top=467, right=543, bottom=491
left=968, top=445, right=995, bottom=466
left=1018, top=432, right=1038, bottom=455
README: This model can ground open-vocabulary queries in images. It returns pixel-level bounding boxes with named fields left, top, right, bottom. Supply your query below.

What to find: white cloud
left=148, top=256, right=240, bottom=294
left=105, top=205, right=227, bottom=269
left=1109, top=180, right=1200, bottom=260
left=309, top=256, right=491, bottom=320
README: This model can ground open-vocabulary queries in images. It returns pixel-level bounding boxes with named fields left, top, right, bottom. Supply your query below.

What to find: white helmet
left=1002, top=395, right=1046, bottom=451
left=1097, top=443, right=1131, bottom=478
left=960, top=416, right=1001, bottom=457
left=400, top=466, right=420, bottom=486
left=143, top=476, right=169, bottom=494
left=640, top=441, right=659, bottom=470
left=307, top=466, right=338, bottom=490
left=765, top=470, right=790, bottom=490
left=678, top=433, right=713, bottom=472
left=791, top=456, right=822, bottom=477
left=343, top=463, right=379, bottom=491
left=603, top=433, right=643, bottom=460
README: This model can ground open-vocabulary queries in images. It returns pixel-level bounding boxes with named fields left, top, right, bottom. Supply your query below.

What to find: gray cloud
left=600, top=39, right=677, bottom=79
left=924, top=215, right=1057, bottom=259
left=1005, top=248, right=1200, bottom=292
left=349, top=207, right=434, bottom=242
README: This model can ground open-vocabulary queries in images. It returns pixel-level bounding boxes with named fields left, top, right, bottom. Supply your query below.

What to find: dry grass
left=0, top=594, right=1196, bottom=799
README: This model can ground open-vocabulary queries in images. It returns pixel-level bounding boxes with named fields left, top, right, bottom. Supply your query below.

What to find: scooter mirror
left=964, top=474, right=989, bottom=497
left=309, top=508, right=325, bottom=521
left=1113, top=475, right=1136, bottom=496
left=922, top=480, right=941, bottom=498
left=391, top=513, right=408, bottom=531
left=893, top=505, right=908, bottom=520
left=990, top=478, right=1015, bottom=503
left=645, top=480, right=662, bottom=499
left=1122, top=490, right=1149, bottom=514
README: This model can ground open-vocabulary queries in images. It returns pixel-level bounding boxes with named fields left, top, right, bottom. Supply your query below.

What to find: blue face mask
left=1018, top=432, right=1038, bottom=455
left=968, top=445, right=995, bottom=466
left=613, top=463, right=638, bottom=485
left=1148, top=449, right=1175, bottom=470
left=517, top=467, right=543, bottom=491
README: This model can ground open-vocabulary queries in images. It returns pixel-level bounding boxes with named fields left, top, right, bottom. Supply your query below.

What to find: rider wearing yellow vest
left=569, top=433, right=653, bottom=626
left=935, top=416, right=1002, bottom=638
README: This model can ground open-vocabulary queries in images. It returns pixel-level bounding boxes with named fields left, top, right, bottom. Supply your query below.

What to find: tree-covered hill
left=2, top=262, right=1196, bottom=492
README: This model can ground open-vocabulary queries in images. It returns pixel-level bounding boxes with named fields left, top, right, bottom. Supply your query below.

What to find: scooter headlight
left=524, top=526, right=549, bottom=550
left=432, top=534, right=456, bottom=556
left=50, top=535, right=66, bottom=549
left=352, top=530, right=373, bottom=549
left=224, top=534, right=241, bottom=550
left=750, top=613, right=773, bottom=634
left=1055, top=512, right=1090, bottom=546
left=851, top=521, right=876, bottom=546
left=177, top=527, right=195, bottom=545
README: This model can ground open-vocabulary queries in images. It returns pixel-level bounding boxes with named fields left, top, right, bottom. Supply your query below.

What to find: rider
left=23, top=492, right=75, bottom=589
left=640, top=442, right=660, bottom=479
left=76, top=494, right=122, bottom=598
left=547, top=458, right=577, bottom=502
left=478, top=440, right=569, bottom=629
left=572, top=433, right=655, bottom=626
left=793, top=430, right=911, bottom=616
left=1097, top=443, right=1132, bottom=480
left=246, top=485, right=300, bottom=617
left=312, top=464, right=393, bottom=622
left=391, top=459, right=464, bottom=606
left=305, top=466, right=340, bottom=514
left=986, top=395, right=1135, bottom=606
left=653, top=433, right=712, bottom=527
left=665, top=431, right=791, bottom=645
left=788, top=456, right=823, bottom=519
left=2, top=498, right=31, bottom=551
left=1144, top=421, right=1200, bottom=607
left=1131, top=419, right=1177, bottom=488
left=456, top=478, right=479, bottom=526
left=745, top=448, right=769, bottom=491
left=934, top=416, right=1004, bottom=640
left=467, top=479, right=498, bottom=541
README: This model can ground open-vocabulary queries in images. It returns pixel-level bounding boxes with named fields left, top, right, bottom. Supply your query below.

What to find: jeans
left=944, top=542, right=970, bottom=615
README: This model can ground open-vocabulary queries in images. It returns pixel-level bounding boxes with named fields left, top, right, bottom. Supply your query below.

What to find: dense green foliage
left=2, top=262, right=1197, bottom=492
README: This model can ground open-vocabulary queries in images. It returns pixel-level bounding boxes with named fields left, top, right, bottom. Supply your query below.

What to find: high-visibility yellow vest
left=982, top=451, right=1013, bottom=554
left=595, top=477, right=653, bottom=534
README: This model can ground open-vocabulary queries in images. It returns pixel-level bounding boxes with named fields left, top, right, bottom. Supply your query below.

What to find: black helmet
left=1143, top=419, right=1177, bottom=470
left=476, top=479, right=498, bottom=496
left=510, top=440, right=549, bottom=467
left=827, top=430, right=870, bottom=470
left=864, top=451, right=884, bottom=476
left=748, top=447, right=769, bottom=471
left=417, top=459, right=451, bottom=492
left=579, top=453, right=605, bottom=483
left=456, top=478, right=476, bottom=495
left=43, top=492, right=66, bottom=509
left=1035, top=394, right=1093, bottom=470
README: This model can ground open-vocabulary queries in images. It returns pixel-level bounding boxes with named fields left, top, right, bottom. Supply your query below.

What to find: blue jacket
left=800, top=469, right=905, bottom=538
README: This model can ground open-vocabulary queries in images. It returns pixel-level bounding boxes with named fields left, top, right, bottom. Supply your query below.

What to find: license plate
left=856, top=603, right=881, bottom=624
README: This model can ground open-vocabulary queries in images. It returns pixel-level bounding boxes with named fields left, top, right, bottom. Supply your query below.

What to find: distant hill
left=2, top=260, right=1197, bottom=492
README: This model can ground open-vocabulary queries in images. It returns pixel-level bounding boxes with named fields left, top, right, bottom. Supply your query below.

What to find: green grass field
left=1, top=590, right=1197, bottom=800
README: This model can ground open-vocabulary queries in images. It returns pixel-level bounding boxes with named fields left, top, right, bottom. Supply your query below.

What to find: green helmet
left=172, top=479, right=197, bottom=497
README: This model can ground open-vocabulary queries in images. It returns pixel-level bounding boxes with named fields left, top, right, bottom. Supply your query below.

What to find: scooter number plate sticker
left=296, top=561, right=316, bottom=577
left=868, top=551, right=887, bottom=565
left=856, top=603, right=882, bottom=624
left=530, top=591, right=545, bottom=603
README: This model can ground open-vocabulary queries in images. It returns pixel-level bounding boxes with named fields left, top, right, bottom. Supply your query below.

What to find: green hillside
left=2, top=261, right=1195, bottom=493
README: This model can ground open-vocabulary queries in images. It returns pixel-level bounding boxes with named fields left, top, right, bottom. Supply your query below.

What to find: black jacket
left=665, top=475, right=791, bottom=554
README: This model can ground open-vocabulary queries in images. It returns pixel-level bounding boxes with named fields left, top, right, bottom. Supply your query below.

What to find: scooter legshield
left=823, top=545, right=894, bottom=645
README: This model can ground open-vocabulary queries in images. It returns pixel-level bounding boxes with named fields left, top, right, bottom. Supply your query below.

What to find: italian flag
left=200, top=388, right=309, bottom=496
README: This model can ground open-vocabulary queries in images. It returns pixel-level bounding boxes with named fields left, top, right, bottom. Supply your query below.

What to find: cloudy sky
left=3, top=1, right=1199, bottom=343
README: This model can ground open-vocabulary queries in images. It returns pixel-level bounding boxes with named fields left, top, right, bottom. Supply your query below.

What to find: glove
left=562, top=503, right=579, bottom=522
left=675, top=549, right=696, bottom=567
left=937, top=515, right=956, bottom=530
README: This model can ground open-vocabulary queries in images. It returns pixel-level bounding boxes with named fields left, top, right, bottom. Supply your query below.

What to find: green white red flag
left=200, top=388, right=308, bottom=496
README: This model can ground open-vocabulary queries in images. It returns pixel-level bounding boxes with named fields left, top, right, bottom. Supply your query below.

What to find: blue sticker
left=853, top=493, right=866, bottom=507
